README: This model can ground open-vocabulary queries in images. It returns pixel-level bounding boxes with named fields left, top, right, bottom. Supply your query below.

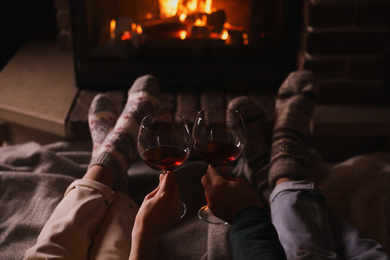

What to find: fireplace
left=69, top=0, right=301, bottom=91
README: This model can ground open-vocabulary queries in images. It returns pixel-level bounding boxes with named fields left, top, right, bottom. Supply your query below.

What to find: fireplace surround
left=69, top=0, right=302, bottom=91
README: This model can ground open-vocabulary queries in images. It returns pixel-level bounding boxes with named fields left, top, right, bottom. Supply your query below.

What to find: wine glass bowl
left=137, top=111, right=192, bottom=218
left=138, top=112, right=192, bottom=172
left=192, top=109, right=246, bottom=224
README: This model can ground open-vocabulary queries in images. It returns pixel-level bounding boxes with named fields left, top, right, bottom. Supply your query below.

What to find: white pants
left=24, top=179, right=138, bottom=260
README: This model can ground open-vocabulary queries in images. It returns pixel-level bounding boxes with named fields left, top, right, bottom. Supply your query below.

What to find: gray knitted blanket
left=1, top=141, right=389, bottom=259
left=0, top=141, right=232, bottom=260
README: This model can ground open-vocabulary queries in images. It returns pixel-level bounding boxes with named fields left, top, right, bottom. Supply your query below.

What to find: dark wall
left=0, top=0, right=54, bottom=70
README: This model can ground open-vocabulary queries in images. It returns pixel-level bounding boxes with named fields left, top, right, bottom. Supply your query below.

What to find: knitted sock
left=268, top=70, right=319, bottom=188
left=89, top=75, right=161, bottom=189
left=228, top=97, right=272, bottom=205
left=228, top=96, right=271, bottom=180
left=88, top=94, right=119, bottom=159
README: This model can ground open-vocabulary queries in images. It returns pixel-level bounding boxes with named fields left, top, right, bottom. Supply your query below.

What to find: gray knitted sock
left=268, top=70, right=319, bottom=188
left=89, top=75, right=161, bottom=189
left=228, top=96, right=272, bottom=205
left=228, top=97, right=271, bottom=180
left=88, top=94, right=119, bottom=159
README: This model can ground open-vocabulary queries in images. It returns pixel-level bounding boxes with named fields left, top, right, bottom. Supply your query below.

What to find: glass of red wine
left=137, top=111, right=192, bottom=218
left=192, top=109, right=246, bottom=224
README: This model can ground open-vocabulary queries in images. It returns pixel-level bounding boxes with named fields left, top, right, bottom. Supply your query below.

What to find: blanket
left=0, top=141, right=231, bottom=260
left=322, top=152, right=390, bottom=254
left=0, top=141, right=389, bottom=259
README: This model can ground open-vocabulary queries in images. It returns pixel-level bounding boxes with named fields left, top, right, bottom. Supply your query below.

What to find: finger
left=159, top=171, right=179, bottom=200
left=201, top=172, right=211, bottom=190
left=144, top=185, right=159, bottom=200
left=207, top=165, right=227, bottom=183
left=158, top=171, right=172, bottom=194
left=145, top=173, right=165, bottom=199
left=201, top=165, right=222, bottom=190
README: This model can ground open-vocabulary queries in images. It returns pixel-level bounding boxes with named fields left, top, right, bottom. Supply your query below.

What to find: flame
left=179, top=13, right=187, bottom=22
left=159, top=0, right=180, bottom=18
left=121, top=31, right=131, bottom=41
left=187, top=0, right=197, bottom=12
left=194, top=14, right=207, bottom=26
left=243, top=33, right=248, bottom=45
left=110, top=19, right=116, bottom=39
left=221, top=29, right=228, bottom=40
left=180, top=30, right=187, bottom=40
left=204, top=0, right=212, bottom=13
left=159, top=0, right=213, bottom=18
left=111, top=0, right=251, bottom=45
left=136, top=24, right=143, bottom=34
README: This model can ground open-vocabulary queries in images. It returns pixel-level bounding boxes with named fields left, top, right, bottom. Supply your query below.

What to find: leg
left=271, top=179, right=389, bottom=260
left=85, top=75, right=161, bottom=258
left=24, top=179, right=116, bottom=260
left=24, top=75, right=161, bottom=260
left=268, top=70, right=318, bottom=188
left=228, top=96, right=272, bottom=206
left=269, top=71, right=388, bottom=259
left=88, top=93, right=120, bottom=159
left=267, top=71, right=340, bottom=259
left=89, top=191, right=139, bottom=260
left=87, top=75, right=161, bottom=191
left=270, top=180, right=340, bottom=259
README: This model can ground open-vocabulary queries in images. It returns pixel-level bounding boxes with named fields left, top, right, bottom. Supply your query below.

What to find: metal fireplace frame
left=69, top=0, right=302, bottom=91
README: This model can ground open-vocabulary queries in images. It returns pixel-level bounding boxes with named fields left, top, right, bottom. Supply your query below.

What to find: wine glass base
left=180, top=201, right=187, bottom=219
left=198, top=205, right=228, bottom=225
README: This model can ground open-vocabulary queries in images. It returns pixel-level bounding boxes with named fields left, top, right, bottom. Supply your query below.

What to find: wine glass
left=137, top=111, right=192, bottom=218
left=192, top=109, right=246, bottom=224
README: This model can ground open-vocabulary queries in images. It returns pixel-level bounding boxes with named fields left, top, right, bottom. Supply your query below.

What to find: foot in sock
left=89, top=75, right=161, bottom=190
left=268, top=70, right=319, bottom=188
left=88, top=94, right=120, bottom=158
left=228, top=97, right=272, bottom=204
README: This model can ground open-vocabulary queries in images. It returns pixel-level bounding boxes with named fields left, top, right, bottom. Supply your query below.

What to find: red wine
left=194, top=141, right=242, bottom=167
left=142, top=145, right=189, bottom=172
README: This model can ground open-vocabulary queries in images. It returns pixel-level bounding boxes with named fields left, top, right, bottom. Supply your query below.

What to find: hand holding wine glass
left=137, top=111, right=192, bottom=218
left=192, top=109, right=247, bottom=224
left=201, top=165, right=262, bottom=224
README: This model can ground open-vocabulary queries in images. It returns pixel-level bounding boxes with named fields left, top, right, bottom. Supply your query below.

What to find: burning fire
left=160, top=0, right=213, bottom=18
left=179, top=30, right=187, bottom=40
left=110, top=0, right=249, bottom=46
left=221, top=29, right=228, bottom=40
left=110, top=19, right=116, bottom=39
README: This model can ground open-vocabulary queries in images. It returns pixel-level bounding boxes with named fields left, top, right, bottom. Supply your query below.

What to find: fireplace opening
left=70, top=0, right=302, bottom=91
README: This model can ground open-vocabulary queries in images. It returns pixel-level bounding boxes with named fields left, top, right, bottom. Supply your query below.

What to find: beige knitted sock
left=89, top=75, right=161, bottom=189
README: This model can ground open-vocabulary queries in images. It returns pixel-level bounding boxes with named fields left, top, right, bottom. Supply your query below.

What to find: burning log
left=139, top=9, right=226, bottom=39
left=190, top=25, right=210, bottom=38
left=113, top=6, right=246, bottom=48
left=140, top=16, right=187, bottom=35
left=226, top=30, right=245, bottom=45
left=207, top=9, right=226, bottom=32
